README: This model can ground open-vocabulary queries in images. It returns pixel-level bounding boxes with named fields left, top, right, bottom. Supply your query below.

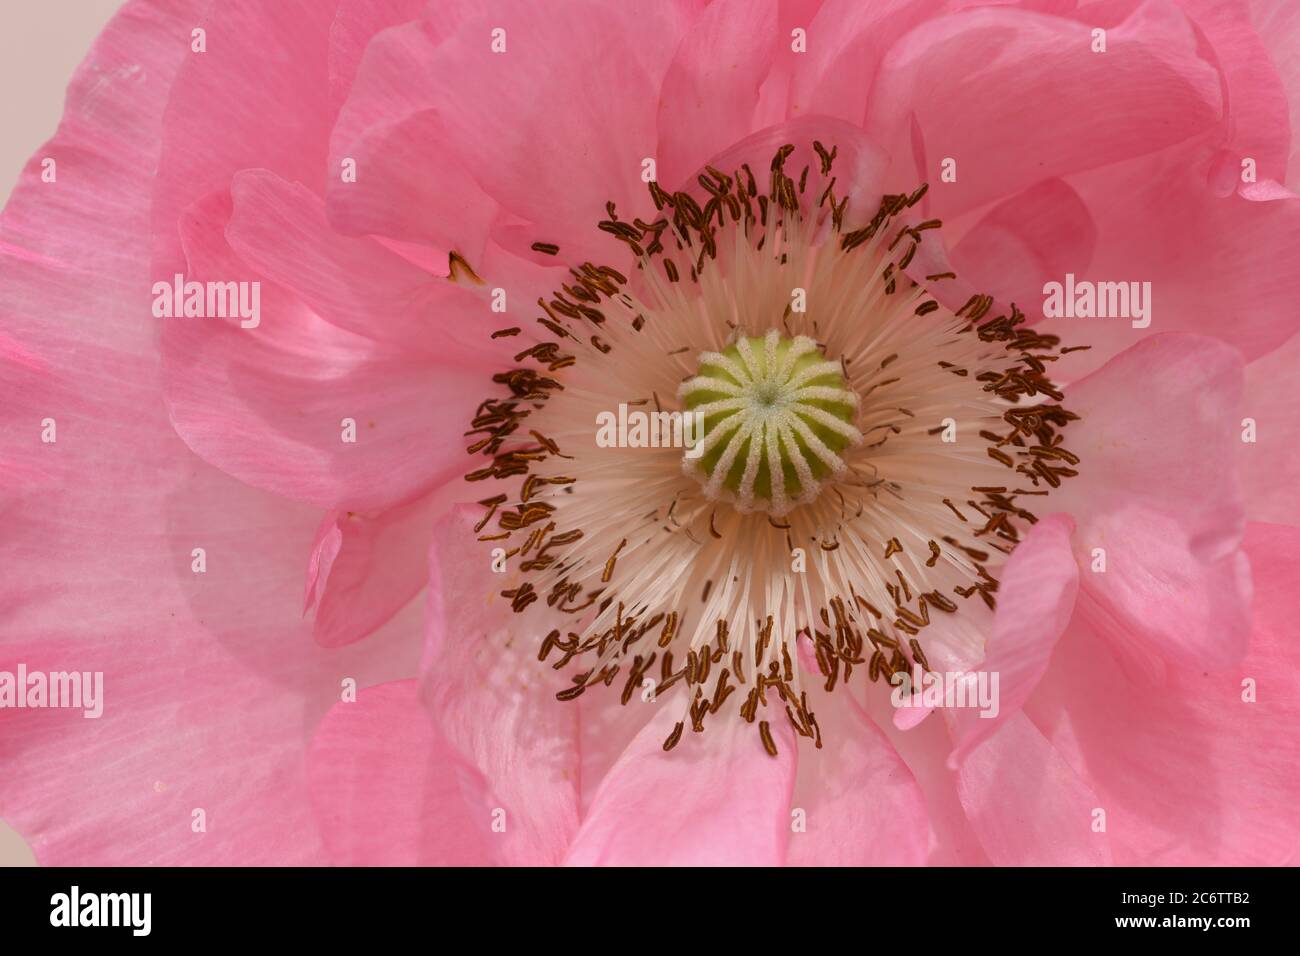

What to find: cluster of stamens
left=459, top=138, right=1083, bottom=756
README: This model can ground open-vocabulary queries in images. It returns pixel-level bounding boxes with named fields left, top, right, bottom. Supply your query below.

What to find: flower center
left=458, top=138, right=1084, bottom=756
left=681, top=331, right=860, bottom=515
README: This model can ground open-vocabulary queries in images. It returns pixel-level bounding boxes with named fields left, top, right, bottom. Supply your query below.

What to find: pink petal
left=892, top=701, right=933, bottom=731
left=954, top=713, right=1112, bottom=866
left=1250, top=0, right=1300, bottom=190
left=0, top=0, right=438, bottom=865
left=152, top=0, right=340, bottom=273
left=326, top=0, right=428, bottom=111
left=162, top=189, right=479, bottom=512
left=569, top=665, right=669, bottom=814
left=325, top=108, right=498, bottom=265
left=304, top=489, right=444, bottom=648
left=787, top=0, right=948, bottom=126
left=655, top=0, right=778, bottom=189
left=325, top=3, right=491, bottom=141
left=1023, top=522, right=1300, bottom=865
left=866, top=1, right=1221, bottom=220
left=423, top=506, right=581, bottom=866
left=1051, top=334, right=1250, bottom=674
left=949, top=513, right=1079, bottom=762
left=1048, top=157, right=1300, bottom=375
left=350, top=1, right=696, bottom=262
left=950, top=179, right=1097, bottom=324
left=1241, top=330, right=1300, bottom=527
left=308, top=680, right=494, bottom=865
left=226, top=169, right=492, bottom=358
left=303, top=515, right=344, bottom=614
left=1177, top=0, right=1292, bottom=191
left=749, top=0, right=828, bottom=128
left=786, top=670, right=928, bottom=866
left=862, top=684, right=993, bottom=865
left=0, top=463, right=427, bottom=865
left=564, top=705, right=797, bottom=866
left=326, top=6, right=499, bottom=260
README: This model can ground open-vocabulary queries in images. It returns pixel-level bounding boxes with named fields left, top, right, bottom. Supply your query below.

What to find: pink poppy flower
left=2, top=0, right=1299, bottom=867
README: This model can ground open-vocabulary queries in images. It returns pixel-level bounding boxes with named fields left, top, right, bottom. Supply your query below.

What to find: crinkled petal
left=786, top=659, right=928, bottom=866
left=1023, top=523, right=1300, bottom=865
left=563, top=705, right=797, bottom=866
left=656, top=0, right=778, bottom=189
left=152, top=0, right=341, bottom=272
left=326, top=4, right=499, bottom=261
left=866, top=1, right=1221, bottom=220
left=304, top=488, right=445, bottom=647
left=162, top=188, right=479, bottom=512
left=787, top=0, right=948, bottom=127
left=949, top=514, right=1079, bottom=762
left=1250, top=0, right=1300, bottom=191
left=950, top=179, right=1097, bottom=323
left=954, top=713, right=1112, bottom=866
left=308, top=679, right=495, bottom=865
left=353, top=0, right=696, bottom=263
left=1241, top=329, right=1300, bottom=527
left=1048, top=157, right=1300, bottom=374
left=422, top=506, right=581, bottom=866
left=1050, top=334, right=1250, bottom=674
left=227, top=169, right=492, bottom=357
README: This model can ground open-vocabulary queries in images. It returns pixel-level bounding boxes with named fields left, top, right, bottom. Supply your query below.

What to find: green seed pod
left=679, top=330, right=860, bottom=515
